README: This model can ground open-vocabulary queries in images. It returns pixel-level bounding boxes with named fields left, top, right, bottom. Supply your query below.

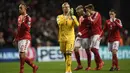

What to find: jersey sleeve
left=89, top=12, right=100, bottom=24
left=114, top=19, right=122, bottom=28
left=57, top=15, right=64, bottom=26
left=23, top=16, right=31, bottom=29
left=27, top=16, right=31, bottom=27
left=100, top=20, right=108, bottom=37
left=79, top=29, right=87, bottom=35
left=72, top=15, right=79, bottom=26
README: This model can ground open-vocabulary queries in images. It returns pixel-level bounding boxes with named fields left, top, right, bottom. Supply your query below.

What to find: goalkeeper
left=56, top=2, right=79, bottom=73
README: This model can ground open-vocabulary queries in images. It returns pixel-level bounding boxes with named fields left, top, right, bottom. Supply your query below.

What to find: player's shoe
left=33, top=65, right=38, bottom=73
left=74, top=65, right=83, bottom=71
left=109, top=67, right=115, bottom=71
left=85, top=67, right=91, bottom=71
left=114, top=67, right=120, bottom=71
left=93, top=61, right=104, bottom=70
left=99, top=61, right=104, bottom=69
left=93, top=67, right=101, bottom=70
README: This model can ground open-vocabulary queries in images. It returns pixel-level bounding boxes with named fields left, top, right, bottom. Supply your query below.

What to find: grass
left=0, top=59, right=130, bottom=73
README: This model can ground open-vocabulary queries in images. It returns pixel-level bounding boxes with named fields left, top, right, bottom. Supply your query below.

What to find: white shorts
left=90, top=35, right=100, bottom=49
left=74, top=37, right=90, bottom=49
left=18, top=39, right=30, bottom=53
left=108, top=41, right=119, bottom=51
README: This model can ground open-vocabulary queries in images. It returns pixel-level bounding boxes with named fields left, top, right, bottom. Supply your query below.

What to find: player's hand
left=97, top=37, right=102, bottom=42
left=88, top=17, right=93, bottom=21
left=70, top=8, right=74, bottom=20
left=77, top=32, right=82, bottom=37
left=70, top=8, right=74, bottom=15
left=13, top=39, right=17, bottom=46
left=75, top=37, right=80, bottom=41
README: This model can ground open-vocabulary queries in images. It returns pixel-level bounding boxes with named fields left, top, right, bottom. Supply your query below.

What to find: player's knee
left=85, top=49, right=90, bottom=52
left=20, top=52, right=25, bottom=58
left=112, top=49, right=117, bottom=54
left=74, top=47, right=79, bottom=52
left=60, top=49, right=65, bottom=54
left=66, top=50, right=72, bottom=55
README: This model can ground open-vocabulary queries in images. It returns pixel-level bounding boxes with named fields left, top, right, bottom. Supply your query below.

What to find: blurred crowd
left=0, top=0, right=130, bottom=48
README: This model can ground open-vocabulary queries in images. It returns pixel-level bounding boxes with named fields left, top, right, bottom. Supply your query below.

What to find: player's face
left=76, top=8, right=84, bottom=16
left=109, top=12, right=116, bottom=18
left=19, top=4, right=26, bottom=14
left=62, top=4, right=70, bottom=13
left=86, top=11, right=91, bottom=16
left=85, top=8, right=91, bottom=14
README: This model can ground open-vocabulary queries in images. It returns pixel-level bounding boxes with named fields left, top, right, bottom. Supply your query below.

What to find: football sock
left=20, top=55, right=25, bottom=73
left=66, top=54, right=72, bottom=72
left=25, top=57, right=35, bottom=68
left=85, top=50, right=91, bottom=67
left=74, top=51, right=81, bottom=66
left=113, top=54, right=118, bottom=68
left=91, top=48, right=102, bottom=67
left=112, top=54, right=115, bottom=67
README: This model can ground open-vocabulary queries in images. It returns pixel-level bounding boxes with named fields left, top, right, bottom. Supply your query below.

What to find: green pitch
left=0, top=60, right=130, bottom=73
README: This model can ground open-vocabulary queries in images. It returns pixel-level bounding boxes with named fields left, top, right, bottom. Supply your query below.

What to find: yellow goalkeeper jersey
left=57, top=14, right=79, bottom=42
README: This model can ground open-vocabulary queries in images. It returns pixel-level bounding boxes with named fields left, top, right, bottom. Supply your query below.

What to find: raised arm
left=100, top=21, right=108, bottom=37
left=88, top=12, right=100, bottom=24
left=114, top=19, right=122, bottom=28
left=72, top=15, right=79, bottom=26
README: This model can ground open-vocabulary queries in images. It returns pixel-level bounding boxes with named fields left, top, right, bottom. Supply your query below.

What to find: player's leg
left=90, top=35, right=104, bottom=70
left=74, top=37, right=83, bottom=70
left=111, top=41, right=120, bottom=71
left=21, top=40, right=38, bottom=73
left=60, top=42, right=66, bottom=61
left=18, top=40, right=27, bottom=73
left=65, top=41, right=74, bottom=73
left=82, top=38, right=91, bottom=70
left=108, top=42, right=115, bottom=71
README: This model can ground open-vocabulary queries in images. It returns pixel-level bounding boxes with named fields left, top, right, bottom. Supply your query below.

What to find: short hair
left=20, top=1, right=27, bottom=9
left=62, top=2, right=70, bottom=7
left=85, top=4, right=94, bottom=10
left=109, top=9, right=116, bottom=14
left=75, top=5, right=83, bottom=11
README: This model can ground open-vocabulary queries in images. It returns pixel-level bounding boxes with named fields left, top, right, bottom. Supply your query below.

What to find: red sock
left=20, top=56, right=25, bottom=73
left=112, top=54, right=115, bottom=67
left=91, top=48, right=102, bottom=67
left=25, top=57, right=35, bottom=68
left=113, top=54, right=118, bottom=68
left=74, top=51, right=81, bottom=66
left=85, top=50, right=91, bottom=67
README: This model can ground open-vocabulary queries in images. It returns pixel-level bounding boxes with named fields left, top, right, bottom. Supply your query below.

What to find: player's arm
left=114, top=19, right=122, bottom=28
left=57, top=15, right=65, bottom=26
left=77, top=28, right=87, bottom=36
left=100, top=21, right=108, bottom=37
left=88, top=12, right=99, bottom=24
left=72, top=15, right=79, bottom=26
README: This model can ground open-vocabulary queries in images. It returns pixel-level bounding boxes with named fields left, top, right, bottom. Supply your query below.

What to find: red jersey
left=103, top=18, right=122, bottom=42
left=15, top=14, right=31, bottom=41
left=78, top=16, right=91, bottom=38
left=89, top=12, right=102, bottom=35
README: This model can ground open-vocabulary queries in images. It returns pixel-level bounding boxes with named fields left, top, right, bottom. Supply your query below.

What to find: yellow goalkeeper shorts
left=59, top=41, right=74, bottom=53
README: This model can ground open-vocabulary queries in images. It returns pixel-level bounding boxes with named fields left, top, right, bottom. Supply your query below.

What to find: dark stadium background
left=0, top=0, right=130, bottom=48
